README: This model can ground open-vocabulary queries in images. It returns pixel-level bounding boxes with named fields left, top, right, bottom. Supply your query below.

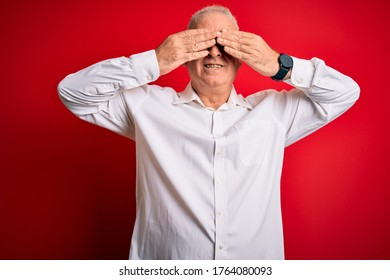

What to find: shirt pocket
left=234, top=119, right=271, bottom=166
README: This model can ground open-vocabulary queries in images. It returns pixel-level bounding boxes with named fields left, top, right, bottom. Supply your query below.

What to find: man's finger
left=179, top=28, right=211, bottom=37
left=223, top=46, right=247, bottom=61
left=218, top=30, right=256, bottom=41
left=185, top=38, right=216, bottom=52
left=216, top=37, right=253, bottom=54
left=185, top=50, right=209, bottom=62
left=216, top=34, right=253, bottom=48
left=182, top=32, right=217, bottom=46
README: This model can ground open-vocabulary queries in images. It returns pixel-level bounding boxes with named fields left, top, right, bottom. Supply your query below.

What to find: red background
left=1, top=0, right=389, bottom=260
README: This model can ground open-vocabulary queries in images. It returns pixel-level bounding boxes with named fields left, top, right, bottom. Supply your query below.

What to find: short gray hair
left=187, top=5, right=239, bottom=29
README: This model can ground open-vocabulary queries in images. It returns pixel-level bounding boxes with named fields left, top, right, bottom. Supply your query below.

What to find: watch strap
left=271, top=54, right=293, bottom=81
left=271, top=67, right=289, bottom=81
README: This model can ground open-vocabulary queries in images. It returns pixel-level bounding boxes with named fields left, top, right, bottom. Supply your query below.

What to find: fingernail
left=216, top=31, right=222, bottom=36
left=222, top=29, right=227, bottom=32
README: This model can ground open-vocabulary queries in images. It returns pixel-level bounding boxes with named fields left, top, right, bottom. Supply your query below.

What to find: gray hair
left=187, top=5, right=239, bottom=29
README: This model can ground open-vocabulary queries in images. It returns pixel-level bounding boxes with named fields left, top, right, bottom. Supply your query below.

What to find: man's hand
left=155, top=29, right=217, bottom=75
left=216, top=30, right=282, bottom=78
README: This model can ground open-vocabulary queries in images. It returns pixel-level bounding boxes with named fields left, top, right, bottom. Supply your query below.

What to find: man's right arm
left=58, top=29, right=216, bottom=139
left=58, top=50, right=160, bottom=139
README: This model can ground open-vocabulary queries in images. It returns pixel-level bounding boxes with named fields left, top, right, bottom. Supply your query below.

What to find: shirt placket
left=212, top=109, right=228, bottom=259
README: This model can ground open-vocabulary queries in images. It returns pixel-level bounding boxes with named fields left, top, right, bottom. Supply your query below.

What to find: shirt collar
left=173, top=82, right=252, bottom=110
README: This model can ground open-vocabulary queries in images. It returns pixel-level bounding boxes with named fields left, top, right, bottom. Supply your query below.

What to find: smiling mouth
left=203, top=64, right=224, bottom=69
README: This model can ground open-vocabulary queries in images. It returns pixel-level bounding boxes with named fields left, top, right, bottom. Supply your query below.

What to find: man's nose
left=208, top=44, right=222, bottom=58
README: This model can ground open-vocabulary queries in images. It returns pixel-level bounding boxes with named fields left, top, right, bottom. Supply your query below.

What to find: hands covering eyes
left=155, top=29, right=280, bottom=77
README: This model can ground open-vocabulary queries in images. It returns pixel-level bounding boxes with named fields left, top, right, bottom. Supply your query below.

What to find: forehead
left=194, top=12, right=238, bottom=31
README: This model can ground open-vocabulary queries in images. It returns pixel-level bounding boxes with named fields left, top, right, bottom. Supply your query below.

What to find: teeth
left=204, top=64, right=223, bottom=69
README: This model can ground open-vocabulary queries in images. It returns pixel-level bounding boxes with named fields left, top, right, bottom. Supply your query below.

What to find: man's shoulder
left=244, top=88, right=302, bottom=108
left=244, top=89, right=278, bottom=107
left=141, top=84, right=180, bottom=104
left=121, top=84, right=179, bottom=111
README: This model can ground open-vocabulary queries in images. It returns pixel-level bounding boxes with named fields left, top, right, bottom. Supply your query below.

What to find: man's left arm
left=282, top=56, right=360, bottom=145
left=216, top=30, right=360, bottom=145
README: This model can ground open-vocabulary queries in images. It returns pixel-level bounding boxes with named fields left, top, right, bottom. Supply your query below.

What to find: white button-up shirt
left=58, top=50, right=359, bottom=260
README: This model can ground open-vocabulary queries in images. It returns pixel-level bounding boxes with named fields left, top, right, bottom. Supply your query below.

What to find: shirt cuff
left=130, top=50, right=160, bottom=85
left=285, top=57, right=315, bottom=89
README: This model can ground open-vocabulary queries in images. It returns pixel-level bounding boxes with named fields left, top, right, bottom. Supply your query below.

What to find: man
left=58, top=5, right=359, bottom=259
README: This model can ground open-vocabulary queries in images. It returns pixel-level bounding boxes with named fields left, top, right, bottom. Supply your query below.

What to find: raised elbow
left=57, top=76, right=72, bottom=107
left=349, top=77, right=360, bottom=103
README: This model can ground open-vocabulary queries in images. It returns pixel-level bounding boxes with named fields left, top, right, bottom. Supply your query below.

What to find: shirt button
left=146, top=75, right=152, bottom=81
left=218, top=210, right=224, bottom=216
left=219, top=245, right=224, bottom=250
left=216, top=179, right=222, bottom=185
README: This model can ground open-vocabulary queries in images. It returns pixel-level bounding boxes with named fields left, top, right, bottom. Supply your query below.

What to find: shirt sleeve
left=279, top=57, right=360, bottom=146
left=57, top=50, right=160, bottom=140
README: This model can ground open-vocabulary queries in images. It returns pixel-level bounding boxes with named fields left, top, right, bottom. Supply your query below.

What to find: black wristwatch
left=271, top=54, right=293, bottom=81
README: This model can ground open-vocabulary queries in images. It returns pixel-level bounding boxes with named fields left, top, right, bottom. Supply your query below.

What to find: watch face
left=280, top=54, right=293, bottom=68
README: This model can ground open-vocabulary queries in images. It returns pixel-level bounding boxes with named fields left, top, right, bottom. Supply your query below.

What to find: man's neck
left=193, top=84, right=232, bottom=110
